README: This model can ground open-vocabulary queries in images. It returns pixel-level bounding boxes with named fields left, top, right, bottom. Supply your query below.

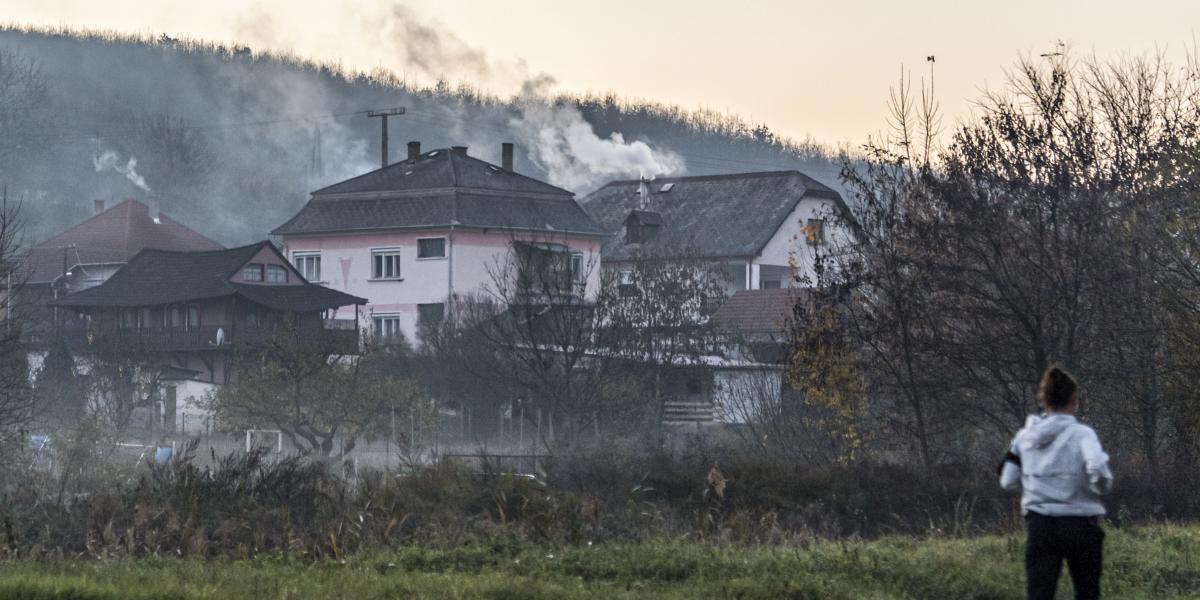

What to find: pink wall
left=282, top=228, right=603, bottom=343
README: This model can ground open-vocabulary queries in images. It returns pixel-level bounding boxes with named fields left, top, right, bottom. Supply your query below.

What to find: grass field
left=1, top=524, right=1197, bottom=599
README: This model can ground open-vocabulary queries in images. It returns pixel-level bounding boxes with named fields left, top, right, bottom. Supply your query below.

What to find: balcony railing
left=56, top=324, right=359, bottom=355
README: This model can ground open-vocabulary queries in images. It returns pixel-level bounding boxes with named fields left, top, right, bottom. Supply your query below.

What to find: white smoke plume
left=93, top=150, right=151, bottom=192
left=508, top=98, right=685, bottom=191
left=240, top=1, right=685, bottom=191
left=372, top=4, right=684, bottom=189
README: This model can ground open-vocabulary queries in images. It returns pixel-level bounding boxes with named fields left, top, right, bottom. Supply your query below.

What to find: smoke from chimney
left=147, top=196, right=160, bottom=224
left=407, top=141, right=421, bottom=161
left=501, top=142, right=514, bottom=171
left=94, top=150, right=151, bottom=192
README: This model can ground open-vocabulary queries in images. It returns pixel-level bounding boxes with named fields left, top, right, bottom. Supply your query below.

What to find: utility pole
left=366, top=107, right=405, bottom=168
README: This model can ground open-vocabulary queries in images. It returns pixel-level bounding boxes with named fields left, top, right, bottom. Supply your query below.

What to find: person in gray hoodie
left=1000, top=365, right=1113, bottom=600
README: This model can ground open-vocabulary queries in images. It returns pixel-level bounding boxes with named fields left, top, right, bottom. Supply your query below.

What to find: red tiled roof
left=711, top=288, right=803, bottom=335
left=21, top=199, right=222, bottom=284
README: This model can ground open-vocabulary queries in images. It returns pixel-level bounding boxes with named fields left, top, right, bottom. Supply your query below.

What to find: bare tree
left=0, top=194, right=29, bottom=456
left=595, top=242, right=727, bottom=445
left=207, top=322, right=427, bottom=457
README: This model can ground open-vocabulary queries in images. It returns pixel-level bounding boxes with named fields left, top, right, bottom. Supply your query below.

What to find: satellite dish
left=215, top=327, right=225, bottom=346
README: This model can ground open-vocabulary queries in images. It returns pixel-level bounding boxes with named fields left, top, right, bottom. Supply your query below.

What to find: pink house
left=272, top=143, right=607, bottom=344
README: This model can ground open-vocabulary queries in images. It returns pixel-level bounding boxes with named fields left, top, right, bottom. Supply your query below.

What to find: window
left=266, top=264, right=288, bottom=283
left=242, top=263, right=264, bottom=282
left=618, top=270, right=640, bottom=298
left=417, top=237, right=446, bottom=259
left=140, top=308, right=154, bottom=329
left=804, top=218, right=826, bottom=246
left=372, top=249, right=402, bottom=279
left=417, top=303, right=445, bottom=328
left=293, top=252, right=320, bottom=281
left=569, top=253, right=585, bottom=283
left=372, top=314, right=402, bottom=339
left=761, top=279, right=782, bottom=289
left=164, top=305, right=199, bottom=330
left=120, top=308, right=137, bottom=329
left=168, top=306, right=183, bottom=328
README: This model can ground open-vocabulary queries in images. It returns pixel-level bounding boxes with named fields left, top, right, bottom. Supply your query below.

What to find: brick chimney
left=148, top=196, right=160, bottom=224
left=501, top=142, right=514, bottom=171
left=451, top=145, right=468, bottom=156
left=407, top=141, right=421, bottom=161
left=94, top=199, right=105, bottom=214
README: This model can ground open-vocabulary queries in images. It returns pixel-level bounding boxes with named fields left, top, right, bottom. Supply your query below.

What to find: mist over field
left=0, top=24, right=843, bottom=247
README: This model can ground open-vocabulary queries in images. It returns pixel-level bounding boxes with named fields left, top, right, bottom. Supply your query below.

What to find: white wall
left=284, top=229, right=602, bottom=344
left=754, top=196, right=849, bottom=288
left=713, top=367, right=784, bottom=424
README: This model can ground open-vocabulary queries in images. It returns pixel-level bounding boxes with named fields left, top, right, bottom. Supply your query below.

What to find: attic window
left=659, top=183, right=675, bottom=193
left=427, top=151, right=439, bottom=156
left=266, top=264, right=289, bottom=283
left=242, top=263, right=264, bottom=282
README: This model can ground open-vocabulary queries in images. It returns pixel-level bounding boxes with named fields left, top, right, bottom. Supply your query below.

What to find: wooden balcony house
left=49, top=241, right=366, bottom=373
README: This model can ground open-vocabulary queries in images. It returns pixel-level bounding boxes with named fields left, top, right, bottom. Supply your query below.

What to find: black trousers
left=1025, top=512, right=1105, bottom=600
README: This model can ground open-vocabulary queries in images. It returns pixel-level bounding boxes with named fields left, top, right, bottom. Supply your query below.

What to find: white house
left=578, top=170, right=854, bottom=294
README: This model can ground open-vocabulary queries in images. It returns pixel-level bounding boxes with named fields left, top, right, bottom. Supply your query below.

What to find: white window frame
left=569, top=252, right=585, bottom=284
left=265, top=264, right=289, bottom=284
left=371, top=248, right=403, bottom=280
left=372, top=313, right=402, bottom=339
left=292, top=251, right=321, bottom=282
left=416, top=237, right=447, bottom=260
left=242, top=263, right=264, bottom=282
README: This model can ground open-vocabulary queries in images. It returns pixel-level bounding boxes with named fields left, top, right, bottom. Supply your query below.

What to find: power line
left=4, top=105, right=844, bottom=178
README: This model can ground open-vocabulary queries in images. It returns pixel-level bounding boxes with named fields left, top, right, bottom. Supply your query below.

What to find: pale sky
left=6, top=0, right=1199, bottom=146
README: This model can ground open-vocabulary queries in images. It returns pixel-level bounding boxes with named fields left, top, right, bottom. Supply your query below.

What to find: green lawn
left=2, top=525, right=1198, bottom=599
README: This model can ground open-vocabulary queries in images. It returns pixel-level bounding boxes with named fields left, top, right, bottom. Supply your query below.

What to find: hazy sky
left=6, top=0, right=1200, bottom=146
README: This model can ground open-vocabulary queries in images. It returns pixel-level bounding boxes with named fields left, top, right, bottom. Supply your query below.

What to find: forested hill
left=0, top=27, right=846, bottom=247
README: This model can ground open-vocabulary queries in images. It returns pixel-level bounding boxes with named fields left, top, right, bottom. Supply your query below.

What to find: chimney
left=501, top=142, right=514, bottom=171
left=637, top=176, right=650, bottom=210
left=451, top=145, right=468, bottom=156
left=407, top=141, right=421, bottom=161
left=94, top=199, right=105, bottom=214
left=148, top=196, right=160, bottom=224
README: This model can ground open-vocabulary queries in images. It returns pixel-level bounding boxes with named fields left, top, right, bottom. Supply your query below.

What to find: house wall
left=282, top=228, right=602, bottom=344
left=754, top=196, right=850, bottom=288
left=712, top=367, right=784, bottom=424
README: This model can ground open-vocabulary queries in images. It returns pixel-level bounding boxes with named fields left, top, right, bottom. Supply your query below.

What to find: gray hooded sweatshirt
left=1000, top=414, right=1113, bottom=517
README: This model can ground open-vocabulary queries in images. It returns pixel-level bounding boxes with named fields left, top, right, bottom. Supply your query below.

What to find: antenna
left=366, top=107, right=406, bottom=168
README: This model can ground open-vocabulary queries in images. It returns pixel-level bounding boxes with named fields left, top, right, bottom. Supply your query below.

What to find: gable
left=580, top=171, right=847, bottom=261
left=231, top=244, right=305, bottom=286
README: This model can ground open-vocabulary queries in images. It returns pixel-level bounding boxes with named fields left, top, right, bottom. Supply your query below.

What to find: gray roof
left=50, top=241, right=365, bottom=310
left=579, top=171, right=849, bottom=261
left=273, top=148, right=606, bottom=237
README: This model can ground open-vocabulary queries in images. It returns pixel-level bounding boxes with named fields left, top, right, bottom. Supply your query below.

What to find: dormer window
left=242, top=263, right=264, bottom=282
left=266, top=264, right=289, bottom=283
left=624, top=210, right=663, bottom=244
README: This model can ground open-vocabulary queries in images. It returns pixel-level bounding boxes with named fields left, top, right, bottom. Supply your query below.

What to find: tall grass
left=1, top=525, right=1198, bottom=599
